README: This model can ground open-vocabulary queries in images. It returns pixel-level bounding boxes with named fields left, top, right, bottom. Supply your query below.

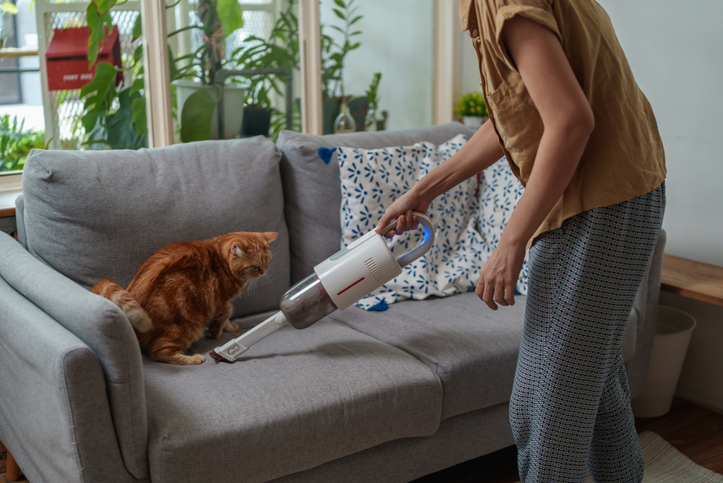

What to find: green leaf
left=132, top=13, right=142, bottom=41
left=129, top=77, right=144, bottom=95
left=332, top=8, right=345, bottom=21
left=350, top=15, right=363, bottom=25
left=86, top=2, right=114, bottom=67
left=167, top=43, right=178, bottom=80
left=333, top=0, right=345, bottom=7
left=132, top=96, right=147, bottom=135
left=180, top=89, right=217, bottom=142
left=81, top=110, right=100, bottom=133
left=216, top=0, right=244, bottom=38
left=106, top=88, right=146, bottom=149
left=93, top=0, right=115, bottom=15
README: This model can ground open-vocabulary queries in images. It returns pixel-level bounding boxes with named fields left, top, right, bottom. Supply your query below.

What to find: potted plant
left=231, top=0, right=299, bottom=138
left=81, top=0, right=244, bottom=148
left=172, top=0, right=245, bottom=141
left=364, top=72, right=386, bottom=131
left=454, top=91, right=488, bottom=130
left=321, top=0, right=365, bottom=133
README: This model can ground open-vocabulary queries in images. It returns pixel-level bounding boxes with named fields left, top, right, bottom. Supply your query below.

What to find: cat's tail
left=92, top=279, right=152, bottom=333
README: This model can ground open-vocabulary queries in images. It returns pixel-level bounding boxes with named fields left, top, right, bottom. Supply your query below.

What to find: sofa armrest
left=0, top=276, right=138, bottom=483
left=0, top=232, right=149, bottom=478
left=626, top=229, right=667, bottom=398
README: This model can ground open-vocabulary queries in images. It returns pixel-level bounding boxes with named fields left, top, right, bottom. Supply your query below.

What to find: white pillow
left=478, top=157, right=529, bottom=295
left=336, top=134, right=488, bottom=310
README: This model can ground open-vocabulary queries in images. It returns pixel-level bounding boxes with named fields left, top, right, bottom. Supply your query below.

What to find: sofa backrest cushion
left=276, top=122, right=475, bottom=283
left=21, top=137, right=290, bottom=318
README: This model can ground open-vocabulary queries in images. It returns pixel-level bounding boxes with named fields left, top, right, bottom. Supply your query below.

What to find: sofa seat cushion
left=143, top=314, right=443, bottom=483
left=21, top=137, right=289, bottom=318
left=331, top=292, right=526, bottom=421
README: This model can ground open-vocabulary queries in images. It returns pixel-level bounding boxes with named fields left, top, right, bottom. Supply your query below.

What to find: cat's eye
left=252, top=265, right=261, bottom=271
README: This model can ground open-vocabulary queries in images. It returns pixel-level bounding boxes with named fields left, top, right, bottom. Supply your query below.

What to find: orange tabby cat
left=92, top=231, right=278, bottom=365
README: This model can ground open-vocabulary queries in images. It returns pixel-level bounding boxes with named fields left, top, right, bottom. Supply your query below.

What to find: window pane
left=169, top=0, right=302, bottom=143
left=0, top=0, right=152, bottom=175
left=319, top=0, right=434, bottom=134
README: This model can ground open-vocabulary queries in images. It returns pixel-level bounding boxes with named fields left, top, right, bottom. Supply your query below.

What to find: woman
left=375, top=0, right=666, bottom=481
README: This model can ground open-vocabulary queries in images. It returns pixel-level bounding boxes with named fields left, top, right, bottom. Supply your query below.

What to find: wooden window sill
left=0, top=190, right=20, bottom=218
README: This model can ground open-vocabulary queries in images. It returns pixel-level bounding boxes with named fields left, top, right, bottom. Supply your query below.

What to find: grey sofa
left=0, top=122, right=665, bottom=483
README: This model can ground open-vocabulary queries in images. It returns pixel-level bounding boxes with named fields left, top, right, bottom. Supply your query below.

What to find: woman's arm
left=375, top=117, right=504, bottom=236
left=477, top=15, right=595, bottom=310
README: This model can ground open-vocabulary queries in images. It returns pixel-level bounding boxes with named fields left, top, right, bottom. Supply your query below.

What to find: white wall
left=320, top=0, right=434, bottom=130
left=598, top=0, right=723, bottom=414
left=597, top=0, right=723, bottom=268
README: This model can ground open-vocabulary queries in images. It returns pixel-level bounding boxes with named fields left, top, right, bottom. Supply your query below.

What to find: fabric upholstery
left=337, top=134, right=488, bottom=310
left=143, top=315, right=442, bottom=483
left=14, top=194, right=26, bottom=248
left=331, top=292, right=526, bottom=420
left=277, top=122, right=475, bottom=284
left=20, top=137, right=290, bottom=318
left=0, top=231, right=149, bottom=478
left=0, top=273, right=140, bottom=483
left=271, top=402, right=514, bottom=483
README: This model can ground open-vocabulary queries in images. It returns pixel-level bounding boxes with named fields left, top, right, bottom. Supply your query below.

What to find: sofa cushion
left=277, top=122, right=476, bottom=284
left=332, top=292, right=526, bottom=421
left=143, top=314, right=443, bottom=483
left=337, top=134, right=489, bottom=311
left=21, top=137, right=289, bottom=317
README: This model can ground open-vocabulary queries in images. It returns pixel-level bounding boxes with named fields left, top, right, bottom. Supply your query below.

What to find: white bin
left=631, top=305, right=696, bottom=418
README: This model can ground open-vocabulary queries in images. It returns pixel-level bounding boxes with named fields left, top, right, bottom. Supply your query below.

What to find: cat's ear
left=262, top=232, right=279, bottom=243
left=232, top=243, right=244, bottom=257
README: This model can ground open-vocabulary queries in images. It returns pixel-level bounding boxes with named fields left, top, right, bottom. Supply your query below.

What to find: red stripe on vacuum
left=338, top=277, right=365, bottom=296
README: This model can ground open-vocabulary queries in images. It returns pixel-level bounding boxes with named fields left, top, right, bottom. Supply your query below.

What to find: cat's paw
left=224, top=322, right=240, bottom=332
left=189, top=354, right=206, bottom=365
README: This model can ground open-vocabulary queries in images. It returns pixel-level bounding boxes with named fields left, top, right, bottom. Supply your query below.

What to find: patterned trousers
left=510, top=183, right=665, bottom=483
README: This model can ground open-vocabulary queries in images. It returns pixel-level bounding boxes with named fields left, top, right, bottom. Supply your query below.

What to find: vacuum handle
left=378, top=212, right=435, bottom=268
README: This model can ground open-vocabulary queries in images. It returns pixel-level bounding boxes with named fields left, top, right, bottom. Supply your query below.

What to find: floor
left=1, top=398, right=721, bottom=483
left=413, top=397, right=723, bottom=483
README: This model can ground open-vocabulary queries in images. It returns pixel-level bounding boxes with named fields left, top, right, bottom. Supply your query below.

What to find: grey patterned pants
left=510, top=183, right=665, bottom=483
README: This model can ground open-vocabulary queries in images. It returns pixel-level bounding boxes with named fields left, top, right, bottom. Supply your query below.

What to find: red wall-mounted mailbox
left=45, top=26, right=123, bottom=91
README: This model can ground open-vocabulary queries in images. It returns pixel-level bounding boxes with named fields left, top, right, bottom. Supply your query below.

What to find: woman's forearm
left=412, top=120, right=505, bottom=203
left=500, top=118, right=593, bottom=248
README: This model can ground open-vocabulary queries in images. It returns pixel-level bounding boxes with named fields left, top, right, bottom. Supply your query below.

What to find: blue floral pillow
left=335, top=134, right=489, bottom=310
left=478, top=157, right=530, bottom=295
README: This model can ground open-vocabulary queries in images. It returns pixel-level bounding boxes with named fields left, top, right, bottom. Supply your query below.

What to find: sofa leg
left=6, top=450, right=20, bottom=482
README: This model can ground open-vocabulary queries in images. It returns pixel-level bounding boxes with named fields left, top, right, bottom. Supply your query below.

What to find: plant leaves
left=180, top=88, right=217, bottom=143
left=129, top=77, right=144, bottom=95
left=132, top=96, right=147, bottom=135
left=332, top=8, right=345, bottom=21
left=106, top=87, right=147, bottom=149
left=80, top=62, right=117, bottom=132
left=132, top=13, right=142, bottom=41
left=333, top=0, right=345, bottom=8
left=216, top=0, right=244, bottom=38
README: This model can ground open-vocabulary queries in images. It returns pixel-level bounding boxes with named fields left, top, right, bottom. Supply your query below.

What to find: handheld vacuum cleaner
left=209, top=212, right=435, bottom=363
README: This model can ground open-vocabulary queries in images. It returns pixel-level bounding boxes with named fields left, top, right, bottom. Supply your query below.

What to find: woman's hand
left=476, top=238, right=526, bottom=310
left=375, top=190, right=431, bottom=238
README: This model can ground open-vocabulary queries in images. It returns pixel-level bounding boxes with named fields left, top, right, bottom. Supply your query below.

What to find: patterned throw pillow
left=335, top=134, right=489, bottom=310
left=478, top=157, right=530, bottom=295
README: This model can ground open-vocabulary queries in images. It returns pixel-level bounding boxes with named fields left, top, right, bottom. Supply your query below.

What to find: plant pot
left=462, top=116, right=487, bottom=130
left=240, top=107, right=273, bottom=137
left=174, top=80, right=245, bottom=140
